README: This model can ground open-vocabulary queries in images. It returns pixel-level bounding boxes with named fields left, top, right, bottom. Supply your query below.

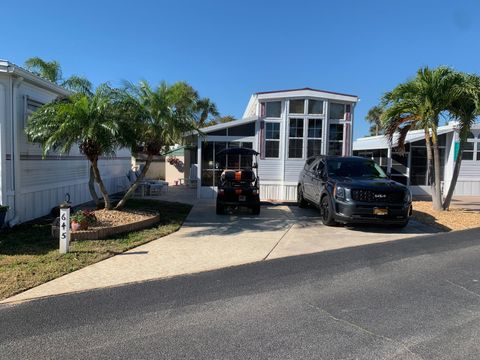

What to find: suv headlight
left=404, top=189, right=412, bottom=203
left=334, top=185, right=347, bottom=201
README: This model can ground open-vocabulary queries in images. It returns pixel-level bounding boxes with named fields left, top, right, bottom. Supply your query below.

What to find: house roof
left=255, top=87, right=358, bottom=98
left=353, top=124, right=455, bottom=151
left=243, top=87, right=359, bottom=118
left=0, top=59, right=71, bottom=96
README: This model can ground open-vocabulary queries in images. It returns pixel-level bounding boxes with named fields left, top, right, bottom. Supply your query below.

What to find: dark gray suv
left=298, top=156, right=412, bottom=227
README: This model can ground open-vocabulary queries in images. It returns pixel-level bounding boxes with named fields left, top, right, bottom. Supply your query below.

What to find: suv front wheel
left=320, top=195, right=336, bottom=226
left=297, top=185, right=308, bottom=208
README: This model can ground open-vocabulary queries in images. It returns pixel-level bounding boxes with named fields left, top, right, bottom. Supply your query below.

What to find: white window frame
left=306, top=118, right=323, bottom=158
left=264, top=121, right=281, bottom=159
left=329, top=102, right=347, bottom=121
left=287, top=117, right=305, bottom=159
left=288, top=99, right=306, bottom=115
left=264, top=101, right=283, bottom=118
left=24, top=96, right=44, bottom=128
left=463, top=132, right=477, bottom=161
left=328, top=122, right=344, bottom=156
left=307, top=99, right=324, bottom=115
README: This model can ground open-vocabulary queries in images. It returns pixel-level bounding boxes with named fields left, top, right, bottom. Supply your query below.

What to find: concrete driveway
left=2, top=201, right=438, bottom=303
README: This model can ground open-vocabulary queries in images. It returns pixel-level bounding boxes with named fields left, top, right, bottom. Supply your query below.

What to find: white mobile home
left=187, top=88, right=359, bottom=201
left=353, top=122, right=480, bottom=196
left=0, top=60, right=131, bottom=225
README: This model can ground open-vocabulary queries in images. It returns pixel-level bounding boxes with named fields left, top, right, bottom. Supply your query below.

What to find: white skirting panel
left=199, top=184, right=298, bottom=202
left=453, top=181, right=480, bottom=196
left=260, top=183, right=297, bottom=202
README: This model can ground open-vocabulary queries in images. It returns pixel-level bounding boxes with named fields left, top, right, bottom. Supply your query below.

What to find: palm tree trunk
left=424, top=129, right=436, bottom=205
left=115, top=153, right=154, bottom=210
left=431, top=131, right=443, bottom=211
left=88, top=165, right=101, bottom=207
left=443, top=140, right=464, bottom=210
left=91, top=159, right=112, bottom=210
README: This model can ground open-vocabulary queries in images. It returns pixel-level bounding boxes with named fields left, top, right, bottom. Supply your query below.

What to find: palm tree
left=196, top=98, right=219, bottom=127
left=443, top=73, right=480, bottom=209
left=24, top=57, right=62, bottom=83
left=365, top=105, right=383, bottom=136
left=382, top=66, right=460, bottom=210
left=25, top=85, right=134, bottom=210
left=114, top=80, right=199, bottom=210
left=24, top=57, right=92, bottom=95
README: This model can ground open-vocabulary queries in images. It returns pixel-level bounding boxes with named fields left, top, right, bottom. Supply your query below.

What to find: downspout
left=0, top=83, right=6, bottom=211
left=8, top=74, right=23, bottom=226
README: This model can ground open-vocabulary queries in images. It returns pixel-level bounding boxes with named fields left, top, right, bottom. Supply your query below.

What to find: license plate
left=373, top=208, right=388, bottom=215
left=239, top=195, right=246, bottom=201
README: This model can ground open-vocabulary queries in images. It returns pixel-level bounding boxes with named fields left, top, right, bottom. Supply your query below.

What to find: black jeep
left=215, top=147, right=261, bottom=215
left=298, top=156, right=412, bottom=227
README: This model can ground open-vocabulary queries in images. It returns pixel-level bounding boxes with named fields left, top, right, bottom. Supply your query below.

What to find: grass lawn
left=0, top=199, right=191, bottom=301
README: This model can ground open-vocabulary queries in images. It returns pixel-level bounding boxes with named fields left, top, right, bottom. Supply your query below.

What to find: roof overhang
left=353, top=125, right=455, bottom=151
left=0, top=59, right=71, bottom=96
left=255, top=87, right=359, bottom=103
left=187, top=116, right=259, bottom=136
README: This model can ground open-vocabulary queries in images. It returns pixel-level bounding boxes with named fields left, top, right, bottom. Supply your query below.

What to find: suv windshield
left=327, top=158, right=387, bottom=179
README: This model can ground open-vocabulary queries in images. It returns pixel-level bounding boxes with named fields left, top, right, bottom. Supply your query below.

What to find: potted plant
left=0, top=205, right=9, bottom=228
left=71, top=210, right=97, bottom=231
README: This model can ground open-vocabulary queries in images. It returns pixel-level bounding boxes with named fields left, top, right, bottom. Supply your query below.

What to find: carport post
left=387, top=145, right=392, bottom=176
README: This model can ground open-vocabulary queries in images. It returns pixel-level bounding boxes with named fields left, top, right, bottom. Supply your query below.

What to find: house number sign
left=59, top=193, right=71, bottom=254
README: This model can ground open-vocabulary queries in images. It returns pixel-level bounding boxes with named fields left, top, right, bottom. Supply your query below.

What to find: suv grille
left=351, top=189, right=404, bottom=203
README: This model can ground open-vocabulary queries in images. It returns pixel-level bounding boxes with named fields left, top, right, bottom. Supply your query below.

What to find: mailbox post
left=59, top=194, right=71, bottom=254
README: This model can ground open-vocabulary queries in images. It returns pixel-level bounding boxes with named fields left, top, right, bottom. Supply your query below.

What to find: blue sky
left=2, top=0, right=479, bottom=138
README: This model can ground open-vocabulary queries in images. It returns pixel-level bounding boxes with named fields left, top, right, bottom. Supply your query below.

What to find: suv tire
left=320, top=195, right=336, bottom=226
left=297, top=186, right=308, bottom=208
left=216, top=202, right=225, bottom=215
left=251, top=204, right=261, bottom=215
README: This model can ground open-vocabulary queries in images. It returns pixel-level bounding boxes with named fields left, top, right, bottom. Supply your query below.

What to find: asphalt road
left=2, top=229, right=480, bottom=360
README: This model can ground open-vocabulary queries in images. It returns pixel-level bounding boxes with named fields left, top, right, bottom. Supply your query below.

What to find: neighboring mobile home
left=353, top=122, right=480, bottom=196
left=186, top=88, right=359, bottom=201
left=0, top=60, right=131, bottom=225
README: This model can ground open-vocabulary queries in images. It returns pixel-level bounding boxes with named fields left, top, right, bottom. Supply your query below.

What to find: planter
left=71, top=221, right=89, bottom=232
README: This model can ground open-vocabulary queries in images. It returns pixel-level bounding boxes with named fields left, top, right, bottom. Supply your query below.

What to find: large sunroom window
left=265, top=101, right=282, bottom=118
left=307, top=118, right=322, bottom=157
left=308, top=99, right=323, bottom=115
left=328, top=123, right=343, bottom=155
left=289, top=99, right=305, bottom=114
left=463, top=132, right=476, bottom=160
left=329, top=103, right=346, bottom=120
left=288, top=118, right=304, bottom=158
left=265, top=122, right=280, bottom=158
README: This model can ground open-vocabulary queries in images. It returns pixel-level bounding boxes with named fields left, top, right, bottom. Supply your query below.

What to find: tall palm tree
left=25, top=57, right=92, bottom=95
left=114, top=80, right=199, bottom=210
left=443, top=73, right=480, bottom=209
left=382, top=66, right=460, bottom=210
left=365, top=105, right=383, bottom=136
left=196, top=98, right=219, bottom=127
left=24, top=57, right=62, bottom=83
left=25, top=85, right=134, bottom=210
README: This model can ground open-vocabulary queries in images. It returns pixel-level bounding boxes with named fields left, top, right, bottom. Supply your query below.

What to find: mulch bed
left=412, top=201, right=480, bottom=231
left=53, top=208, right=160, bottom=240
